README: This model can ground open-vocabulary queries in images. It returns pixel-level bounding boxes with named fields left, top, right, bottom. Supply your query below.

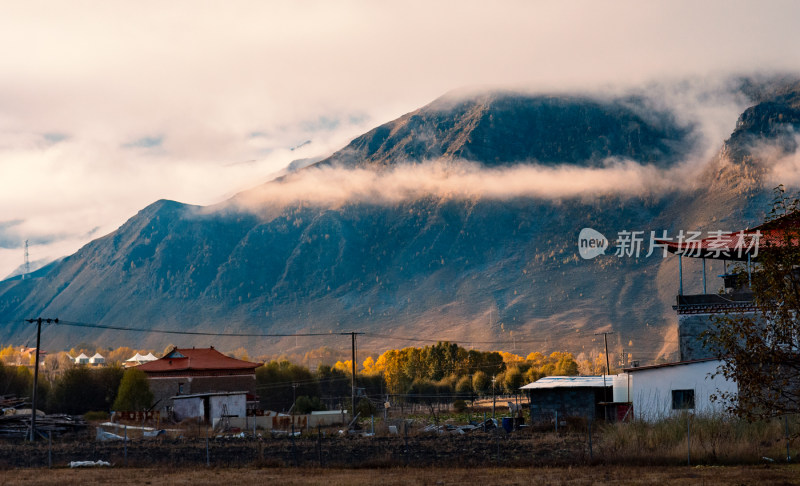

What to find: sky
left=1, top=0, right=800, bottom=278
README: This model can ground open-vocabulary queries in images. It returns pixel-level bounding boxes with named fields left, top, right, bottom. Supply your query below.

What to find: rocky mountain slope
left=1, top=78, right=798, bottom=363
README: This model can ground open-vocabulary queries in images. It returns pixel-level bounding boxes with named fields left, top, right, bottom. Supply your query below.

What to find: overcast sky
left=1, top=0, right=799, bottom=278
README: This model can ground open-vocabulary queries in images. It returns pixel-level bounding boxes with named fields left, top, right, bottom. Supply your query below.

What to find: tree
left=294, top=395, right=326, bottom=414
left=455, top=375, right=473, bottom=397
left=113, top=368, right=154, bottom=411
left=472, top=371, right=490, bottom=395
left=704, top=186, right=800, bottom=420
left=503, top=366, right=525, bottom=394
left=48, top=366, right=122, bottom=414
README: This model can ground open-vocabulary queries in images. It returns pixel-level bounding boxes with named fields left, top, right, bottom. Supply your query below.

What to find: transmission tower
left=23, top=240, right=30, bottom=280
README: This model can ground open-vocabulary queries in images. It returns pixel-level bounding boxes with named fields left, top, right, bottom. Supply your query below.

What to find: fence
left=0, top=413, right=797, bottom=469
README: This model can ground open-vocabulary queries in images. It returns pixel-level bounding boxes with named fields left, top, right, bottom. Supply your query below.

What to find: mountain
left=319, top=91, right=693, bottom=169
left=1, top=78, right=799, bottom=362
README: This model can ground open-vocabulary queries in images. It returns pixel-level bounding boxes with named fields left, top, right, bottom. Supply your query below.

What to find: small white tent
left=89, top=353, right=105, bottom=365
left=74, top=353, right=89, bottom=365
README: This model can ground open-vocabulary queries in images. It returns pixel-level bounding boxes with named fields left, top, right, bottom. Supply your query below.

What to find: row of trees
left=254, top=343, right=585, bottom=414
left=0, top=360, right=152, bottom=415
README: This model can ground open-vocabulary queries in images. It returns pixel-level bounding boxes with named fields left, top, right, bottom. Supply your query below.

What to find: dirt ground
left=2, top=465, right=800, bottom=486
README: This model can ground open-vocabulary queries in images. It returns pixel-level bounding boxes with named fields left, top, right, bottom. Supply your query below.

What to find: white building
left=171, top=391, right=247, bottom=424
left=74, top=353, right=90, bottom=365
left=89, top=353, right=105, bottom=366
left=618, top=358, right=736, bottom=421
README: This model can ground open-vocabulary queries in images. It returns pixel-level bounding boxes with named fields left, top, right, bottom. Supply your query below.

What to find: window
left=671, top=389, right=695, bottom=410
left=178, top=383, right=184, bottom=395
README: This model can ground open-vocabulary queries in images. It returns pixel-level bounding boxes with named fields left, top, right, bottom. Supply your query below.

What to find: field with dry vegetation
left=2, top=465, right=800, bottom=486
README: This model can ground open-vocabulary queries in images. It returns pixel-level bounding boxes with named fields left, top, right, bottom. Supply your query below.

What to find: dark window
left=178, top=383, right=184, bottom=395
left=671, top=389, right=695, bottom=410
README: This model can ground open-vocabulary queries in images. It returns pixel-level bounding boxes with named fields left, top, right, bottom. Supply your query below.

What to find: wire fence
left=1, top=413, right=797, bottom=469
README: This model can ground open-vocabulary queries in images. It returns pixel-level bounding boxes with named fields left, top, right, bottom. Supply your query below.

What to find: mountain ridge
left=2, top=77, right=799, bottom=362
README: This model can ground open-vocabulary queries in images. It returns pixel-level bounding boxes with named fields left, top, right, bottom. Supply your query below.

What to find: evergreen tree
left=112, top=368, right=153, bottom=411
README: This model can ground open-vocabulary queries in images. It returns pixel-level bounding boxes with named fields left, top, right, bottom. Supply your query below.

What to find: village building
left=89, top=353, right=105, bottom=366
left=136, top=346, right=260, bottom=414
left=171, top=390, right=248, bottom=424
left=618, top=358, right=735, bottom=421
left=521, top=375, right=613, bottom=422
left=611, top=218, right=776, bottom=420
left=73, top=353, right=90, bottom=365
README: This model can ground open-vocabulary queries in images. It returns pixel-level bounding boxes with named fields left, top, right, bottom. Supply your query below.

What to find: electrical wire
left=55, top=320, right=338, bottom=338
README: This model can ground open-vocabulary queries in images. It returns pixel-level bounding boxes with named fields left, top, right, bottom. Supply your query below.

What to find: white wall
left=209, top=394, right=246, bottom=419
left=625, top=360, right=737, bottom=422
left=172, top=396, right=204, bottom=421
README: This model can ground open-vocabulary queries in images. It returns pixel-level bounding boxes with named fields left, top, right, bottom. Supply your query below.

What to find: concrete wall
left=625, top=360, right=737, bottom=421
left=209, top=394, right=246, bottom=419
left=147, top=374, right=256, bottom=412
left=678, top=311, right=756, bottom=361
left=172, top=396, right=204, bottom=421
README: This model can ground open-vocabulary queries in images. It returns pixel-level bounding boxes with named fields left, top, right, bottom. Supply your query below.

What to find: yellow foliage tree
left=497, top=351, right=524, bottom=364
left=333, top=360, right=353, bottom=374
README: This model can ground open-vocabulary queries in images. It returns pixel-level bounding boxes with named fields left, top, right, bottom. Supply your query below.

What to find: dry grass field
left=2, top=465, right=800, bottom=486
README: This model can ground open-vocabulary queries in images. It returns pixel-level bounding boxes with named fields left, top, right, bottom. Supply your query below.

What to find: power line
left=56, top=320, right=336, bottom=338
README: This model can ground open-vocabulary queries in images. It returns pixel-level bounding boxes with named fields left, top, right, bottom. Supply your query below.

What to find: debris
left=70, top=460, right=110, bottom=468
left=0, top=412, right=87, bottom=439
left=96, top=428, right=125, bottom=441
left=388, top=425, right=398, bottom=435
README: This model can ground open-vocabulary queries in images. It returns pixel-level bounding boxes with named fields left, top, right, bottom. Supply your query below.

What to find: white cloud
left=231, top=158, right=708, bottom=211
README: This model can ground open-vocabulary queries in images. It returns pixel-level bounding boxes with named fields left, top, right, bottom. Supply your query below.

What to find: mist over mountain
left=1, top=77, right=798, bottom=363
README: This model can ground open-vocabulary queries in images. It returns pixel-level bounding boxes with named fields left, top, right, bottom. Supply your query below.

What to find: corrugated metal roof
left=520, top=375, right=614, bottom=390
left=622, top=357, right=720, bottom=372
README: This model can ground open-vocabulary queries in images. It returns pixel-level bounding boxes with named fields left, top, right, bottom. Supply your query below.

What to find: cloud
left=231, top=158, right=706, bottom=211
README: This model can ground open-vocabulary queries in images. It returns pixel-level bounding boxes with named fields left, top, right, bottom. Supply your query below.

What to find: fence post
left=124, top=425, right=128, bottom=467
left=206, top=425, right=210, bottom=467
left=687, top=414, right=691, bottom=466
left=786, top=415, right=791, bottom=463
left=48, top=431, right=52, bottom=468
left=291, top=423, right=297, bottom=466
left=588, top=418, right=593, bottom=462
left=495, top=429, right=500, bottom=465
left=317, top=425, right=322, bottom=466
left=404, top=421, right=409, bottom=466
left=555, top=410, right=558, bottom=434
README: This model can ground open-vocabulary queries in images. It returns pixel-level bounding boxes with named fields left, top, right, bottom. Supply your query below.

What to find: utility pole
left=25, top=317, right=58, bottom=441
left=594, top=331, right=614, bottom=421
left=491, top=375, right=497, bottom=419
left=340, top=331, right=363, bottom=420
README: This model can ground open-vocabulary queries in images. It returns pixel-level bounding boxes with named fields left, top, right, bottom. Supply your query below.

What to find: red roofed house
left=137, top=346, right=260, bottom=414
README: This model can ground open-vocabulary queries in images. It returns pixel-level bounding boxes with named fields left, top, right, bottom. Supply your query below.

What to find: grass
left=598, top=414, right=799, bottom=465
left=2, top=465, right=800, bottom=485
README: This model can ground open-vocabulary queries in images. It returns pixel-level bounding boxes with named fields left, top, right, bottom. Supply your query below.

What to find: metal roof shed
left=521, top=376, right=613, bottom=422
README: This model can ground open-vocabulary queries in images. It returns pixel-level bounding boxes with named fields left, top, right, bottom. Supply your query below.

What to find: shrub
left=84, top=411, right=110, bottom=421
